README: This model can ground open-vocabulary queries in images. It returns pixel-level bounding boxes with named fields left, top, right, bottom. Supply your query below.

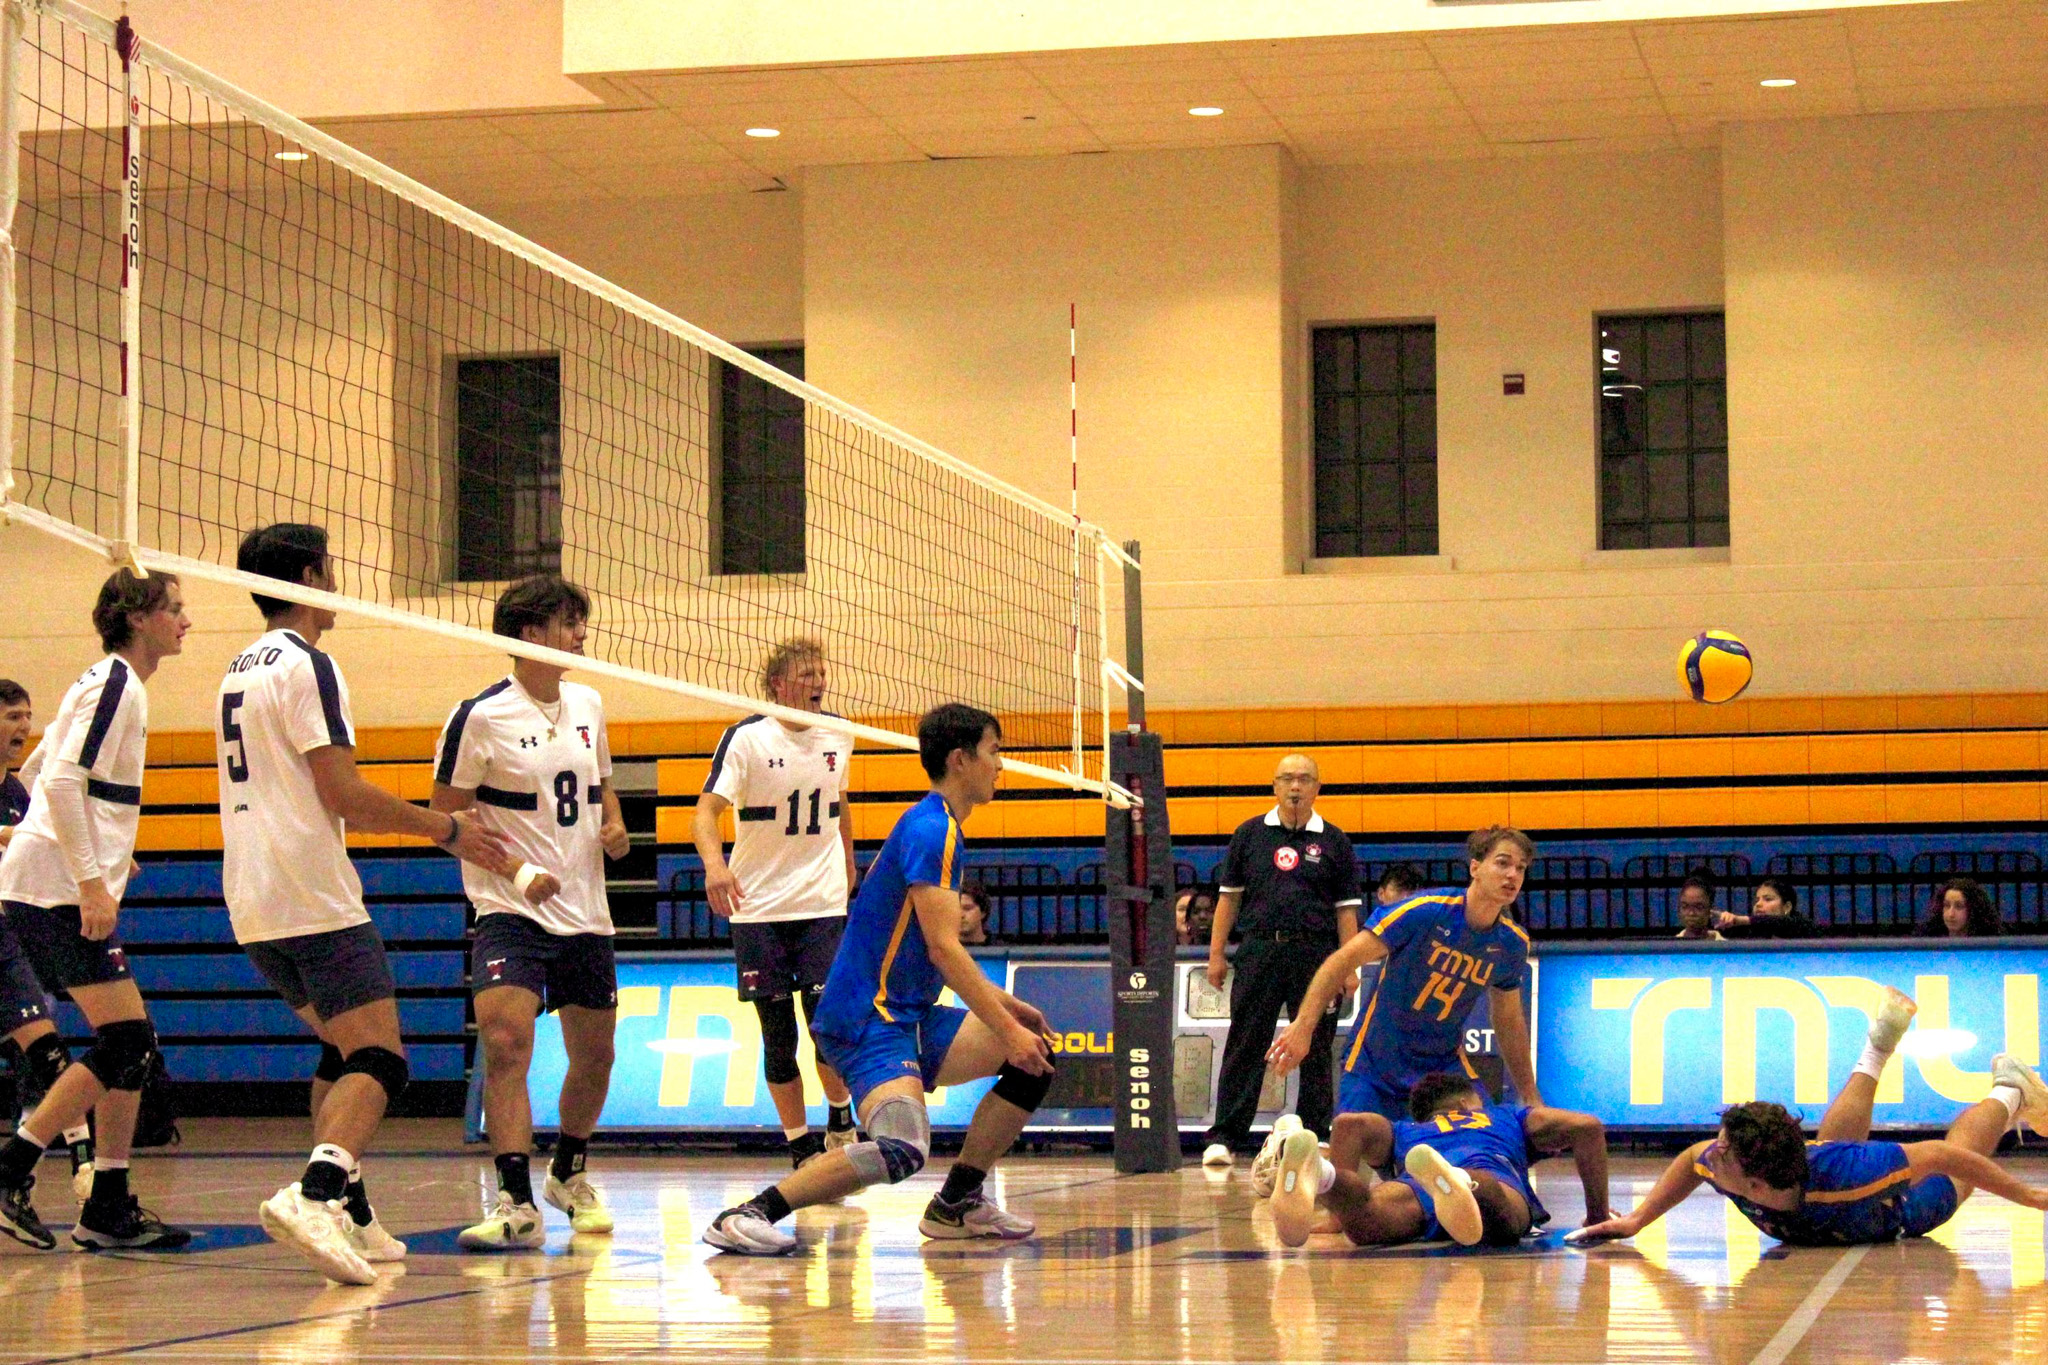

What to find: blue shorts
left=1396, top=1154, right=1538, bottom=1243
left=813, top=1004, right=968, bottom=1109
left=1339, top=1066, right=1412, bottom=1122
left=1901, top=1175, right=1960, bottom=1239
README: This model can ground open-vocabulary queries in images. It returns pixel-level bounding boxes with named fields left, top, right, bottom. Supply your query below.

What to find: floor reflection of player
left=1572, top=988, right=2048, bottom=1249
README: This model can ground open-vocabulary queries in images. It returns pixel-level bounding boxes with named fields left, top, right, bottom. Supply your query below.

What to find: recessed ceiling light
left=1759, top=78, right=1797, bottom=88
left=1188, top=106, right=1224, bottom=117
left=745, top=126, right=780, bottom=138
left=274, top=150, right=310, bottom=161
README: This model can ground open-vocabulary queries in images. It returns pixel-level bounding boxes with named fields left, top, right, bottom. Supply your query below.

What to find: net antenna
left=0, top=0, right=1139, bottom=803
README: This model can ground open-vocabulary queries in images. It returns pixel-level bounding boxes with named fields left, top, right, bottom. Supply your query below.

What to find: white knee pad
left=844, top=1097, right=930, bottom=1186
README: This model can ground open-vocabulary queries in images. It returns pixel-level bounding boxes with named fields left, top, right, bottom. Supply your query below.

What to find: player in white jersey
left=220, top=524, right=509, bottom=1285
left=435, top=575, right=630, bottom=1250
left=693, top=638, right=859, bottom=1170
left=0, top=569, right=191, bottom=1251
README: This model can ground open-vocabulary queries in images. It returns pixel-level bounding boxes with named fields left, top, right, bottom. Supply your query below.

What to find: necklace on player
left=536, top=696, right=563, bottom=742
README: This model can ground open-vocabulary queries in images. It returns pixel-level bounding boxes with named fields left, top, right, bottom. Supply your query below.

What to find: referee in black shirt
left=1201, top=753, right=1361, bottom=1165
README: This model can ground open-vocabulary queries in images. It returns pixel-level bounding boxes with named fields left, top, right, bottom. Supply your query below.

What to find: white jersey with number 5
left=436, top=677, right=613, bottom=937
left=216, top=628, right=368, bottom=944
left=705, top=715, right=849, bottom=924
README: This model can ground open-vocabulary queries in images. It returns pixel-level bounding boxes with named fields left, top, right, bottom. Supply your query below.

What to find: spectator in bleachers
left=1372, top=864, right=1426, bottom=921
left=958, top=881, right=1000, bottom=948
left=1716, top=877, right=1819, bottom=939
left=1917, top=878, right=1999, bottom=938
left=0, top=680, right=32, bottom=846
left=1674, top=876, right=1724, bottom=941
left=1175, top=886, right=1216, bottom=947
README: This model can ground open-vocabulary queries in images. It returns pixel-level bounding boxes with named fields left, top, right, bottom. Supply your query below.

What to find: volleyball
left=1678, top=630, right=1753, bottom=704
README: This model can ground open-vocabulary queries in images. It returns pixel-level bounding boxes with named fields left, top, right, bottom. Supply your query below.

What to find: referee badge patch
left=1274, top=847, right=1300, bottom=871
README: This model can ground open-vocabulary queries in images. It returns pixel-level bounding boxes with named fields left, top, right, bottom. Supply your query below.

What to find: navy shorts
left=3, top=900, right=132, bottom=994
left=0, top=914, right=51, bottom=1032
left=244, top=922, right=396, bottom=1022
left=732, top=916, right=844, bottom=1002
left=471, top=912, right=617, bottom=1013
left=813, top=1004, right=968, bottom=1109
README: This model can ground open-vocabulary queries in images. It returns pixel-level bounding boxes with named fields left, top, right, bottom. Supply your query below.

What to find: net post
left=0, top=1, right=21, bottom=513
left=112, top=13, right=141, bottom=572
left=1106, top=724, right=1178, bottom=1172
left=1121, top=539, right=1145, bottom=731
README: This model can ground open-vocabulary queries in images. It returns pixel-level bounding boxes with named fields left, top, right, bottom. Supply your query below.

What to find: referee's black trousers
left=1205, top=939, right=1338, bottom=1148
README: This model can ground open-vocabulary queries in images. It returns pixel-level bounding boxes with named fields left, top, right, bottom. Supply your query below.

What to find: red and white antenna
left=1069, top=303, right=1084, bottom=787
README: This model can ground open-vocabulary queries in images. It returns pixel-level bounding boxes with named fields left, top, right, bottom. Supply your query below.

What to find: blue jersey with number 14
left=1355, top=889, right=1528, bottom=1087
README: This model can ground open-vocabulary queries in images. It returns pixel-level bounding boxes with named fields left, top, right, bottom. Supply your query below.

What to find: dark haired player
left=436, top=574, right=629, bottom=1249
left=0, top=569, right=191, bottom=1249
left=704, top=704, right=1056, bottom=1255
left=1571, top=989, right=2048, bottom=1247
left=1265, top=1070, right=1610, bottom=1249
left=220, top=524, right=508, bottom=1282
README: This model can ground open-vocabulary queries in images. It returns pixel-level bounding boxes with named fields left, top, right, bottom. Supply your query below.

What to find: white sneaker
left=458, top=1193, right=546, bottom=1250
left=345, top=1215, right=408, bottom=1262
left=703, top=1204, right=797, bottom=1256
left=1993, top=1054, right=2048, bottom=1136
left=259, top=1183, right=377, bottom=1285
left=543, top=1172, right=614, bottom=1234
left=1405, top=1144, right=1483, bottom=1247
left=1202, top=1142, right=1234, bottom=1169
left=1268, top=1128, right=1324, bottom=1249
left=1251, top=1115, right=1304, bottom=1199
left=1869, top=987, right=1918, bottom=1054
left=918, top=1189, right=1035, bottom=1241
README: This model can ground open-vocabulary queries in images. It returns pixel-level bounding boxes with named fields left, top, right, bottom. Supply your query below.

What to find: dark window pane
left=1695, top=519, right=1730, bottom=547
left=1310, top=322, right=1435, bottom=558
left=1645, top=317, right=1688, bottom=382
left=1407, top=524, right=1439, bottom=556
left=718, top=348, right=807, bottom=575
left=1360, top=395, right=1400, bottom=462
left=1647, top=385, right=1689, bottom=450
left=1361, top=527, right=1403, bottom=556
left=1601, top=321, right=1644, bottom=386
left=1604, top=457, right=1645, bottom=523
left=1596, top=311, right=1727, bottom=550
left=1690, top=314, right=1726, bottom=380
left=1361, top=463, right=1402, bottom=528
left=1316, top=465, right=1359, bottom=530
left=1314, top=330, right=1356, bottom=395
left=1404, top=463, right=1437, bottom=527
left=1317, top=530, right=1356, bottom=558
left=1358, top=330, right=1401, bottom=392
left=1314, top=396, right=1357, bottom=463
left=1691, top=383, right=1727, bottom=447
left=1648, top=520, right=1692, bottom=548
left=1401, top=328, right=1436, bottom=389
left=455, top=355, right=562, bottom=581
left=1601, top=394, right=1642, bottom=454
left=1402, top=394, right=1436, bottom=460
left=1647, top=453, right=1691, bottom=520
left=1605, top=521, right=1648, bottom=550
left=1693, top=450, right=1729, bottom=519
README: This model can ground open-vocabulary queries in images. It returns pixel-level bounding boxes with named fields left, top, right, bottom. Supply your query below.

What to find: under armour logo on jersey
left=768, top=757, right=785, bottom=768
left=520, top=736, right=540, bottom=749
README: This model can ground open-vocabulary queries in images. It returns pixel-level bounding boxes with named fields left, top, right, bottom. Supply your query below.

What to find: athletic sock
left=301, top=1143, right=353, bottom=1203
left=782, top=1124, right=811, bottom=1143
left=746, top=1186, right=793, bottom=1224
left=344, top=1163, right=374, bottom=1227
left=62, top=1124, right=91, bottom=1148
left=1991, top=1086, right=2025, bottom=1123
left=1853, top=1041, right=1895, bottom=1082
left=496, top=1152, right=535, bottom=1206
left=550, top=1134, right=588, bottom=1183
left=788, top=1131, right=825, bottom=1162
left=827, top=1104, right=855, bottom=1133
left=0, top=1130, right=48, bottom=1186
left=85, top=1159, right=129, bottom=1211
left=1315, top=1155, right=1337, bottom=1196
left=938, top=1163, right=987, bottom=1205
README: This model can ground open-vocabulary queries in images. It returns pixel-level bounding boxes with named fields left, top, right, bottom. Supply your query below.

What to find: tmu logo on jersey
left=576, top=726, right=592, bottom=748
left=825, top=752, right=839, bottom=771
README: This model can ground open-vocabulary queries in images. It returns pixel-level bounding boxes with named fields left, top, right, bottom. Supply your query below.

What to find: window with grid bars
left=1598, top=312, right=1728, bottom=550
left=717, top=346, right=806, bottom=576
left=1312, top=323, right=1438, bottom=558
left=453, top=356, right=562, bottom=582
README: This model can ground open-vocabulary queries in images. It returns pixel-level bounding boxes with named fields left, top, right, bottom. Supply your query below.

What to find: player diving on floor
left=1569, top=987, right=2048, bottom=1248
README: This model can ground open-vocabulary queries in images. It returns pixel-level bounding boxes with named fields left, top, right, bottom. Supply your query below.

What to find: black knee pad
left=314, top=1042, right=346, bottom=1083
left=754, top=995, right=801, bottom=1086
left=991, top=1059, right=1055, bottom=1114
left=81, top=1019, right=157, bottom=1091
left=340, top=1045, right=409, bottom=1102
left=797, top=983, right=825, bottom=1023
left=20, top=1033, right=72, bottom=1110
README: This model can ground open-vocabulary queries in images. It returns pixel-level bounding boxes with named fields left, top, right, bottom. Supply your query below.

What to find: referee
left=1201, top=753, right=1361, bottom=1166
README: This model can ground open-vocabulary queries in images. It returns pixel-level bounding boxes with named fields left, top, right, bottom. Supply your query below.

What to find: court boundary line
left=1746, top=1243, right=1870, bottom=1365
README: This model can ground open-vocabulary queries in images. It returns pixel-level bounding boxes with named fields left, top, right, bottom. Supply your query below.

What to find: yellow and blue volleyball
left=1678, top=630, right=1753, bottom=704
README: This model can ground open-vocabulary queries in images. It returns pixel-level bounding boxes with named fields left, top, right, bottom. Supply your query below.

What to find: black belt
left=86, top=778, right=141, bottom=806
left=1244, top=930, right=1330, bottom=947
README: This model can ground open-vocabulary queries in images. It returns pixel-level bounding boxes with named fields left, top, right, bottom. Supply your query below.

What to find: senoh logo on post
left=1273, top=847, right=1300, bottom=871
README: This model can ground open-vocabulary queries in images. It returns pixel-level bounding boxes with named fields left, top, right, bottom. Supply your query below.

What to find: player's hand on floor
left=705, top=865, right=741, bottom=918
left=600, top=816, right=630, bottom=860
left=1264, top=1024, right=1309, bottom=1075
left=1564, top=1214, right=1639, bottom=1244
left=1005, top=1021, right=1054, bottom=1075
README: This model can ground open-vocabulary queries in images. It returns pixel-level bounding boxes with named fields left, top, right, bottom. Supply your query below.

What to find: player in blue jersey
left=1571, top=988, right=2048, bottom=1248
left=703, top=704, right=1057, bottom=1256
left=1264, top=1070, right=1610, bottom=1248
left=1267, top=826, right=1541, bottom=1124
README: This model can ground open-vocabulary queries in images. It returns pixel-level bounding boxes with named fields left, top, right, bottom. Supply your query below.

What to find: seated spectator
left=1715, top=876, right=1819, bottom=939
left=958, top=880, right=1001, bottom=947
left=1371, top=863, right=1426, bottom=920
left=1176, top=885, right=1218, bottom=947
left=1674, top=876, right=1724, bottom=941
left=1917, top=878, right=1999, bottom=938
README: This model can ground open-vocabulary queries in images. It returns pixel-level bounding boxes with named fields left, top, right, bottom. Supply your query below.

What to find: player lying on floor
left=1262, top=1070, right=1610, bottom=1249
left=1570, top=987, right=2048, bottom=1248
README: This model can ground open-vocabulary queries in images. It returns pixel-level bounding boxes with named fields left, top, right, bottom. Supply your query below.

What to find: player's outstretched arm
left=1266, top=931, right=1390, bottom=1075
left=911, top=882, right=1051, bottom=1075
left=1904, top=1140, right=2048, bottom=1209
left=1491, top=985, right=1543, bottom=1107
left=691, top=792, right=741, bottom=918
left=1567, top=1141, right=1710, bottom=1243
left=308, top=745, right=507, bottom=869
left=1525, top=1107, right=1611, bottom=1224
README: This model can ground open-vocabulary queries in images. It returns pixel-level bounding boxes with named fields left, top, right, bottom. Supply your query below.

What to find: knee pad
left=753, top=995, right=802, bottom=1086
left=20, top=1033, right=72, bottom=1110
left=81, top=1019, right=157, bottom=1092
left=991, top=1060, right=1055, bottom=1114
left=797, top=983, right=825, bottom=1023
left=844, top=1096, right=930, bottom=1186
left=313, top=1042, right=347, bottom=1083
left=340, top=1045, right=409, bottom=1102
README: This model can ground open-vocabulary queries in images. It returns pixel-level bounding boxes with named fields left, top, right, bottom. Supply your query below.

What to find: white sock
left=783, top=1125, right=809, bottom=1143
left=96, top=1156, right=128, bottom=1171
left=1990, top=1086, right=2024, bottom=1123
left=348, top=1160, right=363, bottom=1183
left=16, top=1122, right=50, bottom=1151
left=1315, top=1155, right=1336, bottom=1196
left=62, top=1124, right=91, bottom=1146
left=1853, top=1041, right=1894, bottom=1082
left=311, top=1141, right=355, bottom=1171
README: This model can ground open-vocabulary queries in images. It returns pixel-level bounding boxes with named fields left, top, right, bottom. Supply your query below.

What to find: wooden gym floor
left=1, top=1119, right=2044, bottom=1363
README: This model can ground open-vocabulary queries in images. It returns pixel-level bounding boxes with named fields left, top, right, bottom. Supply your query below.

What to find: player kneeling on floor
left=1571, top=988, right=2048, bottom=1248
left=1264, top=1071, right=1610, bottom=1251
left=704, top=704, right=1056, bottom=1256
